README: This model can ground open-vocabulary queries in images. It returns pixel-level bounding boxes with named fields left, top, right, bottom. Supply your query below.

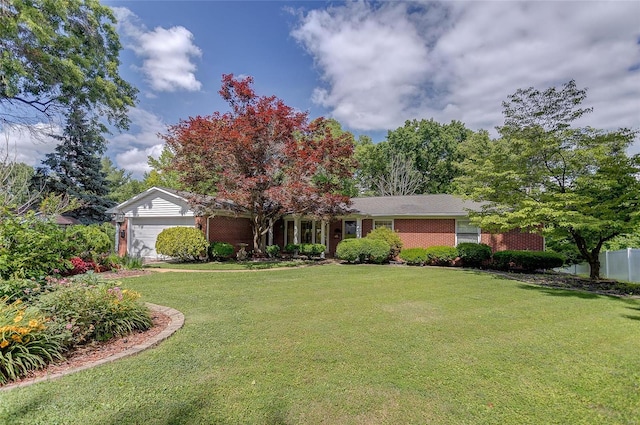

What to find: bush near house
left=283, top=243, right=299, bottom=254
left=299, top=243, right=326, bottom=257
left=365, top=227, right=403, bottom=260
left=209, top=242, right=234, bottom=261
left=336, top=239, right=390, bottom=264
left=398, top=248, right=428, bottom=265
left=491, top=250, right=565, bottom=272
left=64, top=224, right=113, bottom=261
left=456, top=243, right=492, bottom=268
left=425, top=246, right=458, bottom=266
left=265, top=245, right=280, bottom=258
left=155, top=227, right=209, bottom=262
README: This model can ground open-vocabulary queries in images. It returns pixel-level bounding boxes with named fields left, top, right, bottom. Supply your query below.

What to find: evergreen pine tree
left=35, top=105, right=113, bottom=223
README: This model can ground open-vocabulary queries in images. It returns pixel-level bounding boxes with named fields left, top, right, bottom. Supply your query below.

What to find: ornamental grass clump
left=0, top=299, right=64, bottom=384
left=35, top=275, right=152, bottom=349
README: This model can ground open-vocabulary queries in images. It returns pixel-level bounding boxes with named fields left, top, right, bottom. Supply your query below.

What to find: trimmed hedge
left=492, top=250, right=565, bottom=272
left=456, top=243, right=492, bottom=268
left=425, top=246, right=458, bottom=266
left=398, top=248, right=428, bottom=265
left=299, top=243, right=326, bottom=256
left=336, top=239, right=390, bottom=264
left=265, top=245, right=280, bottom=258
left=155, top=227, right=209, bottom=262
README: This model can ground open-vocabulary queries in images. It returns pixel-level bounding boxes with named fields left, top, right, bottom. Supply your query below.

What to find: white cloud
left=115, top=144, right=164, bottom=176
left=112, top=7, right=202, bottom=92
left=0, top=123, right=61, bottom=167
left=107, top=108, right=168, bottom=177
left=292, top=0, right=640, bottom=153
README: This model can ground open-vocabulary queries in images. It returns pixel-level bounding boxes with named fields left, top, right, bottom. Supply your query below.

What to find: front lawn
left=144, top=259, right=314, bottom=271
left=1, top=265, right=638, bottom=424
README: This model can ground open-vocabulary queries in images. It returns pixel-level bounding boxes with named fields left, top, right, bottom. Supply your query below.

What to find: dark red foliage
left=163, top=74, right=357, bottom=253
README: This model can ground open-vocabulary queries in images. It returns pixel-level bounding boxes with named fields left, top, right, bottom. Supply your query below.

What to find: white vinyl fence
left=556, top=248, right=640, bottom=283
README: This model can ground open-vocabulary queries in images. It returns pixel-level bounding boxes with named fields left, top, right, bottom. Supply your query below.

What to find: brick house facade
left=108, top=188, right=544, bottom=259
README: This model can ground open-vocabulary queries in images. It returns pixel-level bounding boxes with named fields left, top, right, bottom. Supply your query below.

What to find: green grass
left=144, top=259, right=312, bottom=270
left=1, top=265, right=639, bottom=424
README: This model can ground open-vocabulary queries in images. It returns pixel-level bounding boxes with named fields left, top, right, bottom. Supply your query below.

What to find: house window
left=373, top=219, right=393, bottom=230
left=344, top=220, right=357, bottom=239
left=456, top=219, right=480, bottom=244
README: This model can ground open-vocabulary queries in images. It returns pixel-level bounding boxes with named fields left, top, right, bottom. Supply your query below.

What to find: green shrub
left=399, top=248, right=428, bottom=265
left=0, top=300, right=65, bottom=384
left=336, top=239, right=389, bottom=264
left=209, top=241, right=234, bottom=261
left=336, top=239, right=362, bottom=263
left=299, top=243, right=326, bottom=256
left=492, top=250, right=565, bottom=272
left=283, top=243, right=299, bottom=254
left=65, top=224, right=113, bottom=261
left=265, top=245, right=280, bottom=258
left=155, top=227, right=209, bottom=262
left=365, top=226, right=403, bottom=259
left=0, top=211, right=70, bottom=279
left=425, top=246, right=458, bottom=266
left=456, top=243, right=492, bottom=268
left=36, top=275, right=152, bottom=349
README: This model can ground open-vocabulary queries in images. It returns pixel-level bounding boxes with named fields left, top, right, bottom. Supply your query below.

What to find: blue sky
left=8, top=0, right=640, bottom=178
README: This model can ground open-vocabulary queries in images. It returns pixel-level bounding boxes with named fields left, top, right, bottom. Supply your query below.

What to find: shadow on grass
left=514, top=283, right=602, bottom=299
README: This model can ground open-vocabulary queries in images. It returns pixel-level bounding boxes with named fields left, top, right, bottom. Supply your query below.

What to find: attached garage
left=128, top=216, right=195, bottom=258
left=107, top=187, right=199, bottom=259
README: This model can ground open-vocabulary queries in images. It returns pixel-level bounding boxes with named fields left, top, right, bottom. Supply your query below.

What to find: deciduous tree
left=0, top=0, right=137, bottom=129
left=164, top=74, right=356, bottom=254
left=455, top=80, right=640, bottom=279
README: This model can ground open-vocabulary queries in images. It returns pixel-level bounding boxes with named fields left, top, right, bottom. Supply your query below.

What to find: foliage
left=35, top=275, right=152, bottom=349
left=119, top=254, right=144, bottom=270
left=0, top=161, right=37, bottom=214
left=66, top=257, right=97, bottom=276
left=398, top=247, right=428, bottom=265
left=265, top=244, right=280, bottom=258
left=604, top=228, right=640, bottom=250
left=155, top=227, right=209, bottom=262
left=424, top=246, right=458, bottom=266
left=283, top=243, right=299, bottom=254
left=33, top=105, right=113, bottom=223
left=299, top=243, right=326, bottom=256
left=0, top=0, right=137, bottom=130
left=0, top=210, right=70, bottom=279
left=208, top=242, right=234, bottom=261
left=0, top=299, right=65, bottom=384
left=355, top=119, right=472, bottom=195
left=491, top=250, right=565, bottom=272
left=365, top=226, right=403, bottom=259
left=455, top=80, right=640, bottom=279
left=102, top=157, right=146, bottom=204
left=456, top=243, right=492, bottom=268
left=164, top=74, right=356, bottom=254
left=335, top=238, right=389, bottom=264
left=144, top=145, right=183, bottom=190
left=65, top=224, right=113, bottom=261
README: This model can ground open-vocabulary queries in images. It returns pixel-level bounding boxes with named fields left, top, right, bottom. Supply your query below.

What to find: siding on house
left=123, top=191, right=195, bottom=218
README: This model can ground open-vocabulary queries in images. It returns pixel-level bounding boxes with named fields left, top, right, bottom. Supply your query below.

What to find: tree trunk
left=587, top=256, right=601, bottom=280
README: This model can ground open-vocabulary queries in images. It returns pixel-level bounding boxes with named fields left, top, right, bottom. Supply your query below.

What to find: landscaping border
left=0, top=303, right=184, bottom=391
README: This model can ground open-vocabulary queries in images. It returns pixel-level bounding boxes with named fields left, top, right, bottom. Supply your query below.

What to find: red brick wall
left=481, top=229, right=544, bottom=252
left=207, top=216, right=253, bottom=252
left=394, top=219, right=456, bottom=248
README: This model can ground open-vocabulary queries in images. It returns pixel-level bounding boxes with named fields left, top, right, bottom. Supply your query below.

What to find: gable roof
left=350, top=194, right=481, bottom=217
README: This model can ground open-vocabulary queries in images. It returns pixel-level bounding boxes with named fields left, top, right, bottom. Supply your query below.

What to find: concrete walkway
left=0, top=303, right=184, bottom=391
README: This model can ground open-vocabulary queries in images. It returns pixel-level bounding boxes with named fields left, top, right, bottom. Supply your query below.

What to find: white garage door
left=129, top=217, right=195, bottom=258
